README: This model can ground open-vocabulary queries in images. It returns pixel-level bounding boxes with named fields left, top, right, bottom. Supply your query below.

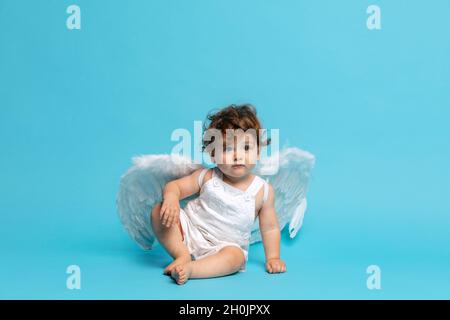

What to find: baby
left=150, top=104, right=286, bottom=285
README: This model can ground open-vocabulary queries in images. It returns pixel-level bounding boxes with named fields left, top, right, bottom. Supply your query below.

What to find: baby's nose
left=234, top=151, right=243, bottom=161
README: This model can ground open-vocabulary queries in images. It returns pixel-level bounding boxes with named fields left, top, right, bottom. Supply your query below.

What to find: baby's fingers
left=166, top=212, right=175, bottom=228
left=163, top=210, right=173, bottom=227
left=166, top=208, right=179, bottom=228
left=266, top=262, right=285, bottom=274
left=159, top=204, right=167, bottom=219
left=161, top=208, right=170, bottom=226
left=273, top=264, right=281, bottom=273
left=276, top=263, right=286, bottom=273
left=266, top=262, right=276, bottom=273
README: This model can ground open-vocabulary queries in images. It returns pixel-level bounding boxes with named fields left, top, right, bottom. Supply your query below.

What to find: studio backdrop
left=1, top=0, right=449, bottom=299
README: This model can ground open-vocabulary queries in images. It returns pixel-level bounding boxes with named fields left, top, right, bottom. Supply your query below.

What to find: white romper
left=178, top=167, right=269, bottom=272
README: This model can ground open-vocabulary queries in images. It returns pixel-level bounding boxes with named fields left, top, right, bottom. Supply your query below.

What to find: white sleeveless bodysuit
left=178, top=167, right=269, bottom=272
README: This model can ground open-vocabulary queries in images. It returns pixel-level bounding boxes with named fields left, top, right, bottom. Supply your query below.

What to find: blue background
left=1, top=0, right=449, bottom=299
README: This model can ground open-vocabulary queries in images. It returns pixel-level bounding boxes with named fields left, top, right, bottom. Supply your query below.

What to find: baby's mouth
left=232, top=164, right=246, bottom=169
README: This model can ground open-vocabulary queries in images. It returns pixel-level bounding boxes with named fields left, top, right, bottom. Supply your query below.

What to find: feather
left=116, top=154, right=201, bottom=249
left=116, top=147, right=315, bottom=250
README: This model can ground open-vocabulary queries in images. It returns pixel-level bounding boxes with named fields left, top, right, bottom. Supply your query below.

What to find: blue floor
left=1, top=153, right=449, bottom=299
left=1, top=0, right=450, bottom=299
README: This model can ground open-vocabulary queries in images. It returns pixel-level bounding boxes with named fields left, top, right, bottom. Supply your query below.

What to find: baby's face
left=213, top=131, right=260, bottom=178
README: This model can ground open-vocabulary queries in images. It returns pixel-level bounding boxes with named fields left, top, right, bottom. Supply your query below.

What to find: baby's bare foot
left=170, top=263, right=192, bottom=285
left=163, top=255, right=192, bottom=275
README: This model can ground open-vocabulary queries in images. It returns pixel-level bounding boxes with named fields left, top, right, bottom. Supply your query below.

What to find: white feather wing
left=116, top=154, right=201, bottom=249
left=250, top=147, right=315, bottom=244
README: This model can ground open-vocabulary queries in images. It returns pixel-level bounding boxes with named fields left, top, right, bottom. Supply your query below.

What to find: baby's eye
left=244, top=144, right=251, bottom=151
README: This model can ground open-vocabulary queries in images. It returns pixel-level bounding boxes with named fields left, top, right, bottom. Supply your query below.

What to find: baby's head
left=202, top=103, right=270, bottom=178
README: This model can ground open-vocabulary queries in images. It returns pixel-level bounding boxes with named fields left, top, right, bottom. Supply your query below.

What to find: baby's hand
left=160, top=197, right=180, bottom=228
left=265, top=258, right=286, bottom=274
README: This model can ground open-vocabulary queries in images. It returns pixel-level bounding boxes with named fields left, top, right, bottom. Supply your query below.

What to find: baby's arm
left=159, top=168, right=204, bottom=228
left=258, top=184, right=286, bottom=273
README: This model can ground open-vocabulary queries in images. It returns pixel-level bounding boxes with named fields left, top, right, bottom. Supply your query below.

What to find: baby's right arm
left=159, top=168, right=204, bottom=228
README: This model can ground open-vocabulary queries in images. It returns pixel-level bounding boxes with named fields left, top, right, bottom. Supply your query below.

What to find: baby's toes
left=177, top=265, right=185, bottom=276
left=174, top=266, right=187, bottom=284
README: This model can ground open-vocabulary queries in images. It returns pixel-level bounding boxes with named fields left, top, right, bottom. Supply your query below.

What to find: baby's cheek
left=244, top=154, right=257, bottom=166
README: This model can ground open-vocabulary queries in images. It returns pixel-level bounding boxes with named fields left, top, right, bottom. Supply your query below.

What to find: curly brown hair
left=202, top=103, right=271, bottom=154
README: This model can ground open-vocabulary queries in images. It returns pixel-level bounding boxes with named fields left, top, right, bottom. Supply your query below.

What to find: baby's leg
left=150, top=203, right=191, bottom=274
left=171, top=246, right=245, bottom=285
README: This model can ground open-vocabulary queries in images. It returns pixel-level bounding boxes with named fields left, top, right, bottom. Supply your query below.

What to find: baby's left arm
left=258, top=184, right=286, bottom=274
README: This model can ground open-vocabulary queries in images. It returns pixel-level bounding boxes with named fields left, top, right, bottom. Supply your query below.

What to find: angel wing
left=250, top=147, right=315, bottom=244
left=117, top=147, right=315, bottom=249
left=116, top=154, right=201, bottom=250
